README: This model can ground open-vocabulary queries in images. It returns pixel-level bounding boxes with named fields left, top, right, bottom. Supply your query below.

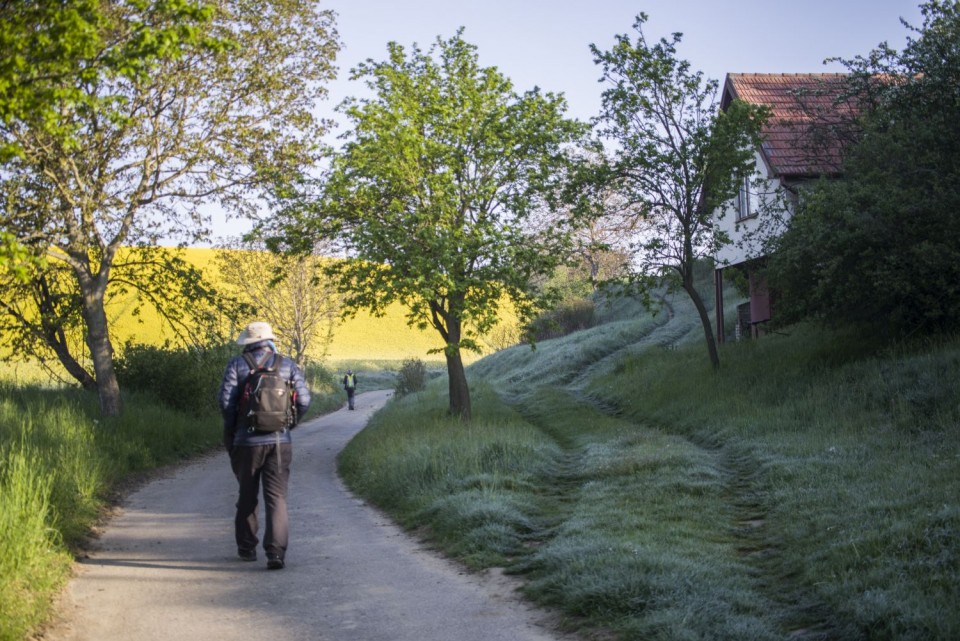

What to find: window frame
left=735, top=176, right=754, bottom=222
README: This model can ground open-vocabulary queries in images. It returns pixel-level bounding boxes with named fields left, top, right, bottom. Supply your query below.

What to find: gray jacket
left=218, top=341, right=311, bottom=448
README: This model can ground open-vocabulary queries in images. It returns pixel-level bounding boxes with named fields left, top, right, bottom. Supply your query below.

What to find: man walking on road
left=343, top=368, right=358, bottom=410
left=218, top=321, right=311, bottom=570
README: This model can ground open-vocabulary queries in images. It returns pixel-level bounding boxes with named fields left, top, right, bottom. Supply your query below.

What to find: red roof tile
left=722, top=73, right=860, bottom=178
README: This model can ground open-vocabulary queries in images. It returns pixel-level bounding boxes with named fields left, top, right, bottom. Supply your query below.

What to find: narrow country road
left=44, top=390, right=569, bottom=641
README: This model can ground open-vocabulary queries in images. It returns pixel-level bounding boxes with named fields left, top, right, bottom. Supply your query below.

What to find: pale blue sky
left=322, top=0, right=924, bottom=122
left=207, top=1, right=925, bottom=242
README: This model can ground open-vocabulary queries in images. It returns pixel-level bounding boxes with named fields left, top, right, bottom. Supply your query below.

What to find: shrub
left=394, top=358, right=427, bottom=397
left=529, top=298, right=596, bottom=341
left=115, top=342, right=234, bottom=415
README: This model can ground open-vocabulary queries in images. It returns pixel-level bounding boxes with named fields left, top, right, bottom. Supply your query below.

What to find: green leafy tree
left=304, top=31, right=588, bottom=420
left=0, top=0, right=339, bottom=416
left=0, top=0, right=217, bottom=156
left=589, top=14, right=767, bottom=369
left=0, top=0, right=214, bottom=280
left=766, top=1, right=960, bottom=336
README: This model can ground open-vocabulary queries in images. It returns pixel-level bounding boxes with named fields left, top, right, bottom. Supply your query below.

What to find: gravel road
left=43, top=389, right=570, bottom=641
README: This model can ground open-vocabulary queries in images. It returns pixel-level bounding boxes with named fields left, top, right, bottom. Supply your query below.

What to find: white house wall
left=714, top=149, right=793, bottom=268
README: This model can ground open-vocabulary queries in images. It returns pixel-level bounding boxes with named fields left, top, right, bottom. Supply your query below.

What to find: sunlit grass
left=0, top=384, right=223, bottom=641
left=0, top=366, right=343, bottom=641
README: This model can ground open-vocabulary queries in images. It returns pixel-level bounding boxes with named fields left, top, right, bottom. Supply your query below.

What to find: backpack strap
left=242, top=350, right=276, bottom=372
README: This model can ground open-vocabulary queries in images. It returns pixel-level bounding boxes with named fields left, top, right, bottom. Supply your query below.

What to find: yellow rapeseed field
left=108, top=247, right=490, bottom=364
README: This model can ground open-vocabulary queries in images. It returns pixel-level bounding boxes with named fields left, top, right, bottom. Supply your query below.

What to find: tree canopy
left=286, top=31, right=588, bottom=419
left=0, top=0, right=217, bottom=281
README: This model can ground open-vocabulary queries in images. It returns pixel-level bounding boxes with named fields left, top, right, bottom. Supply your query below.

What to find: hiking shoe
left=238, top=549, right=257, bottom=562
left=266, top=554, right=285, bottom=570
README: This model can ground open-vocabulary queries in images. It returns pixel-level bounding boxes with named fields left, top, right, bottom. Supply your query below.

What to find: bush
left=394, top=358, right=427, bottom=397
left=529, top=298, right=596, bottom=341
left=766, top=3, right=960, bottom=338
left=302, top=361, right=344, bottom=416
left=115, top=342, right=235, bottom=415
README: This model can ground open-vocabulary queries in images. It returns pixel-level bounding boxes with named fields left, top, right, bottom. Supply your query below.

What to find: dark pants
left=230, top=442, right=293, bottom=558
left=346, top=388, right=355, bottom=409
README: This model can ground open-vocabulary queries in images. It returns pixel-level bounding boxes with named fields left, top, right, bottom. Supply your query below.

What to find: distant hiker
left=343, top=369, right=357, bottom=410
left=218, top=321, right=311, bottom=570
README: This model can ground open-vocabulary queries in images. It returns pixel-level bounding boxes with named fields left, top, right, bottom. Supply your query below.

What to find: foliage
left=0, top=0, right=340, bottom=416
left=0, top=231, right=44, bottom=283
left=529, top=297, right=596, bottom=341
left=767, top=1, right=960, bottom=337
left=394, top=358, right=428, bottom=397
left=588, top=13, right=768, bottom=368
left=213, top=240, right=340, bottom=367
left=288, top=30, right=589, bottom=419
left=115, top=341, right=235, bottom=416
left=0, top=0, right=219, bottom=160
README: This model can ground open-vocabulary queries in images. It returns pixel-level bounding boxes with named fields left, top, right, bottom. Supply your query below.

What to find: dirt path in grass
left=41, top=390, right=571, bottom=641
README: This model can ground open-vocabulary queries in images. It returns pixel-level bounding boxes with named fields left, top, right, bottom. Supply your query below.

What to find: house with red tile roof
left=713, top=73, right=860, bottom=342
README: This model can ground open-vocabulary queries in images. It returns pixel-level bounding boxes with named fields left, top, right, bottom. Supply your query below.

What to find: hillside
left=341, top=281, right=960, bottom=640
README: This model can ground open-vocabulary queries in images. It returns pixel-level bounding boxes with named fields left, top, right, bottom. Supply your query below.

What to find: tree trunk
left=442, top=311, right=471, bottom=421
left=81, top=288, right=124, bottom=417
left=45, top=327, right=98, bottom=390
left=445, top=347, right=471, bottom=421
left=684, top=279, right=721, bottom=371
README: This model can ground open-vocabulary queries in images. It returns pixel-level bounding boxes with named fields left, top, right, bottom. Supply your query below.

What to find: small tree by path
left=588, top=14, right=767, bottom=369
left=288, top=31, right=589, bottom=420
left=214, top=239, right=341, bottom=368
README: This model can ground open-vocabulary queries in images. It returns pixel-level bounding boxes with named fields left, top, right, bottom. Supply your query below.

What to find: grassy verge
left=339, top=382, right=560, bottom=567
left=338, top=314, right=959, bottom=640
left=0, top=386, right=223, bottom=641
left=0, top=358, right=344, bottom=641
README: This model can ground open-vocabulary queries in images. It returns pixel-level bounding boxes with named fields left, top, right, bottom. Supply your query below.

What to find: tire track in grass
left=634, top=423, right=842, bottom=640
left=712, top=441, right=842, bottom=640
left=506, top=386, right=788, bottom=640
left=477, top=293, right=837, bottom=636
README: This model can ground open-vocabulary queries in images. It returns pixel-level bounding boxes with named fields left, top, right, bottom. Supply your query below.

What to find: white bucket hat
left=236, top=321, right=276, bottom=346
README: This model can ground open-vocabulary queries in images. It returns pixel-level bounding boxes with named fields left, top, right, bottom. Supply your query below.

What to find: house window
left=736, top=177, right=752, bottom=221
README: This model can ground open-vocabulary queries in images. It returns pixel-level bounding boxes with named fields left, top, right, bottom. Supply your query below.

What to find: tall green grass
left=0, top=351, right=346, bottom=641
left=0, top=446, right=72, bottom=641
left=0, top=385, right=223, bottom=641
